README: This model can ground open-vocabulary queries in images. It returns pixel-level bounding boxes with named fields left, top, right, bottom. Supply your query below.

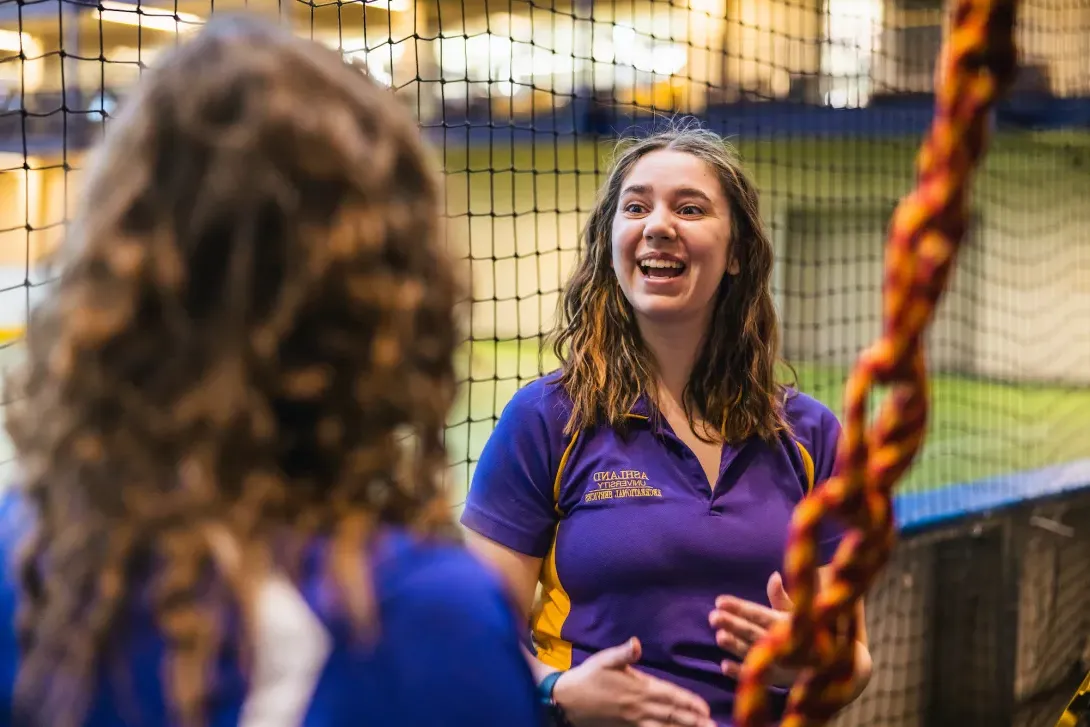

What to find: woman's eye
left=623, top=203, right=646, bottom=214
left=679, top=205, right=703, bottom=216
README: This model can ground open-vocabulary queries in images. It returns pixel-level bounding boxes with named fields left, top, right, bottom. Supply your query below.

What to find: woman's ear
left=725, top=231, right=742, bottom=276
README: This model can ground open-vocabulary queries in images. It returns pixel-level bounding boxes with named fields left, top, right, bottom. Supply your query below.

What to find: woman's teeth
left=639, top=259, right=685, bottom=278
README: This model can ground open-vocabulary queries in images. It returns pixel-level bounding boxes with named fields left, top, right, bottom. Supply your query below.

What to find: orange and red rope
left=733, top=0, right=1021, bottom=724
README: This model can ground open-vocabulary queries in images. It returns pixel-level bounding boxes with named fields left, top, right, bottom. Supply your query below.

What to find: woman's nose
left=642, top=207, right=676, bottom=243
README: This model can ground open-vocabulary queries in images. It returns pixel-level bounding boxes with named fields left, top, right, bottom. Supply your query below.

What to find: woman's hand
left=708, top=572, right=799, bottom=688
left=552, top=637, right=717, bottom=727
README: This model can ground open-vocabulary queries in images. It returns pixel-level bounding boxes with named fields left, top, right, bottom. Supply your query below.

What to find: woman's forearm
left=521, top=643, right=561, bottom=684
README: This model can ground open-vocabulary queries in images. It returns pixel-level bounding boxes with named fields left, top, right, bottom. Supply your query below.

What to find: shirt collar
left=627, top=393, right=733, bottom=441
left=626, top=394, right=651, bottom=420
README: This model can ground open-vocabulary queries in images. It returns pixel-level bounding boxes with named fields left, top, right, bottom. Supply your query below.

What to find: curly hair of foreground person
left=3, top=15, right=461, bottom=727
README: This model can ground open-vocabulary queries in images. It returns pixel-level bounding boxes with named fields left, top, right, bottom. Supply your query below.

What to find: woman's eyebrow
left=674, top=187, right=714, bottom=203
left=620, top=184, right=714, bottom=203
left=620, top=183, right=651, bottom=197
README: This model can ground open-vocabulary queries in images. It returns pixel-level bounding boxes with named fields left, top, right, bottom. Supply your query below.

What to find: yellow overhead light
left=0, top=28, right=35, bottom=53
left=0, top=29, right=45, bottom=91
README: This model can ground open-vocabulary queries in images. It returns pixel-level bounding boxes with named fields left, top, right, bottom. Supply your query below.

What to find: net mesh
left=1, top=0, right=1088, bottom=724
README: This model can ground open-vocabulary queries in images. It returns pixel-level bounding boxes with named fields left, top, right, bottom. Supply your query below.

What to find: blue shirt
left=461, top=372, right=845, bottom=726
left=0, top=492, right=543, bottom=727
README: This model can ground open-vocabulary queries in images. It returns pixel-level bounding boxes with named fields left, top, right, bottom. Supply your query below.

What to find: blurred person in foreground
left=0, top=15, right=540, bottom=727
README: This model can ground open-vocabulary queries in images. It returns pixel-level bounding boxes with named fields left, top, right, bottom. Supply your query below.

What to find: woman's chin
left=631, top=296, right=702, bottom=325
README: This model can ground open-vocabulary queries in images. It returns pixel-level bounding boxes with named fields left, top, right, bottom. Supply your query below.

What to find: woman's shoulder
left=0, top=488, right=517, bottom=646
left=0, top=488, right=30, bottom=539
left=780, top=386, right=842, bottom=467
left=368, top=528, right=517, bottom=613
left=0, top=488, right=30, bottom=591
left=315, top=528, right=540, bottom=725
left=487, top=371, right=575, bottom=458
left=0, top=490, right=515, bottom=629
left=781, top=386, right=840, bottom=432
left=0, top=489, right=31, bottom=716
left=500, top=370, right=572, bottom=423
left=779, top=387, right=843, bottom=486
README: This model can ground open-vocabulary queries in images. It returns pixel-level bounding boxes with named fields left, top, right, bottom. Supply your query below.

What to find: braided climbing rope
left=733, top=0, right=1021, bottom=725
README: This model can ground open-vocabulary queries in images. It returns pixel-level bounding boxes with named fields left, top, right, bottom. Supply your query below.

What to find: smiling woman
left=461, top=124, right=872, bottom=727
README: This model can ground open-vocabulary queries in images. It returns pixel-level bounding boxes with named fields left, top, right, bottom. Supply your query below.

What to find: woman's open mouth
left=638, top=258, right=686, bottom=280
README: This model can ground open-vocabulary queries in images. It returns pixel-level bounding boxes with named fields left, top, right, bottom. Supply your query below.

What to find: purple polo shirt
left=461, top=372, right=845, bottom=726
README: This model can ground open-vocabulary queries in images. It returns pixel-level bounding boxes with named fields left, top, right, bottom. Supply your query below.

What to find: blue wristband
left=537, top=671, right=571, bottom=727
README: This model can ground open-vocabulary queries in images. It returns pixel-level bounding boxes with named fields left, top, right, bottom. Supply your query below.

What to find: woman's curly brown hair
left=3, top=15, right=460, bottom=727
left=551, top=125, right=790, bottom=443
